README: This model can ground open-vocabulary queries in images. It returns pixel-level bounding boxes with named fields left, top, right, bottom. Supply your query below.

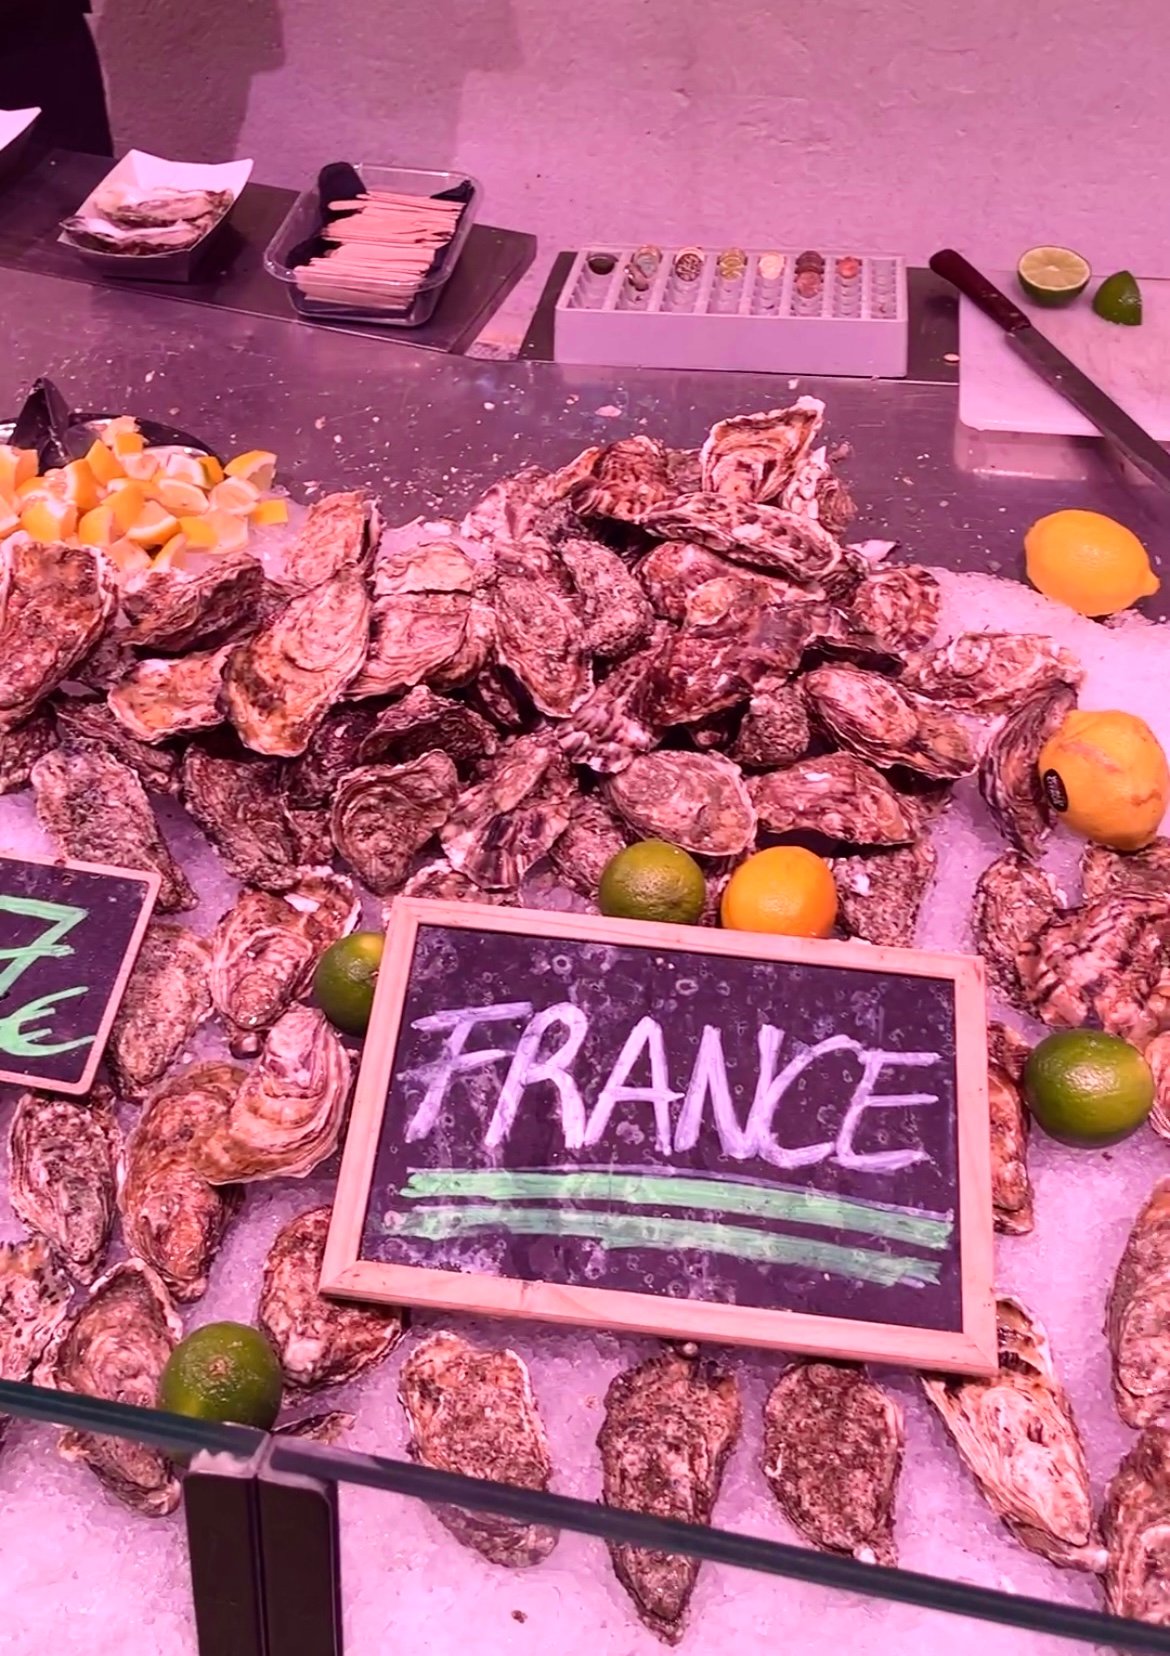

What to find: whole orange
left=720, top=847, right=838, bottom=937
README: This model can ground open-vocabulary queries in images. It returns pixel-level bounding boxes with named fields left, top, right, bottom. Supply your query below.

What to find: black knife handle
left=929, top=248, right=1031, bottom=333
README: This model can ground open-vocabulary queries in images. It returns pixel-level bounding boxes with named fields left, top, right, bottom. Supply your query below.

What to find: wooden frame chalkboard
left=323, top=899, right=997, bottom=1376
left=0, top=851, right=160, bottom=1096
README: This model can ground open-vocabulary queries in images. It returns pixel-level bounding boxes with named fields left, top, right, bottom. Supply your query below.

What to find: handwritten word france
left=401, top=1000, right=941, bottom=1175
left=0, top=895, right=93, bottom=1059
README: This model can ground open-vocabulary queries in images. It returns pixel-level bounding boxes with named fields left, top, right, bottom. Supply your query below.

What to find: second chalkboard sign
left=323, top=899, right=996, bottom=1375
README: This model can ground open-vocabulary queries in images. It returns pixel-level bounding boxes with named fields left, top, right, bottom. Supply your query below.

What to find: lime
left=159, top=1322, right=283, bottom=1429
left=1017, top=246, right=1092, bottom=307
left=1093, top=271, right=1142, bottom=326
left=1022, top=1030, right=1154, bottom=1146
left=313, top=931, right=384, bottom=1036
left=598, top=840, right=706, bottom=924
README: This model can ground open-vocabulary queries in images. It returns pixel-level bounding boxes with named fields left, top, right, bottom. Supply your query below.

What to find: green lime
left=313, top=931, right=384, bottom=1036
left=1093, top=270, right=1142, bottom=326
left=159, top=1322, right=283, bottom=1429
left=598, top=840, right=706, bottom=925
left=1017, top=246, right=1092, bottom=307
left=1022, top=1029, right=1154, bottom=1147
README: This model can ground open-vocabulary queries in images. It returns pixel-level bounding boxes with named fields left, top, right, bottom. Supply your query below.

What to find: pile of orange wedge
left=0, top=416, right=289, bottom=578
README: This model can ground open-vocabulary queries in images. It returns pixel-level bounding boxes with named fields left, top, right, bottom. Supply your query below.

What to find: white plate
left=59, top=148, right=254, bottom=261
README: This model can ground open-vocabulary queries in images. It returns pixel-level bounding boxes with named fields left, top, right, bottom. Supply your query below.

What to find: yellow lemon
left=200, top=454, right=226, bottom=488
left=154, top=478, right=209, bottom=516
left=202, top=509, right=250, bottom=554
left=78, top=504, right=117, bottom=547
left=20, top=497, right=77, bottom=541
left=1038, top=709, right=1169, bottom=850
left=178, top=514, right=219, bottom=549
left=162, top=451, right=209, bottom=487
left=107, top=481, right=148, bottom=533
left=209, top=477, right=261, bottom=515
left=110, top=427, right=146, bottom=458
left=105, top=537, right=152, bottom=577
left=85, top=438, right=125, bottom=487
left=251, top=497, right=289, bottom=528
left=125, top=500, right=180, bottom=549
left=720, top=847, right=838, bottom=937
left=0, top=445, right=38, bottom=499
left=46, top=458, right=101, bottom=512
left=225, top=449, right=277, bottom=490
left=0, top=498, right=18, bottom=537
left=121, top=451, right=161, bottom=482
left=1024, top=509, right=1159, bottom=616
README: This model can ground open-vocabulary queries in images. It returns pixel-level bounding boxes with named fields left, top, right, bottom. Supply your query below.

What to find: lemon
left=210, top=477, right=262, bottom=516
left=78, top=504, right=117, bottom=548
left=720, top=846, right=838, bottom=937
left=20, top=498, right=77, bottom=541
left=159, top=1322, right=283, bottom=1429
left=598, top=841, right=707, bottom=925
left=1023, top=1030, right=1153, bottom=1146
left=84, top=438, right=125, bottom=487
left=225, top=449, right=278, bottom=491
left=1039, top=709, right=1169, bottom=851
left=1024, top=508, right=1159, bottom=616
left=1093, top=270, right=1142, bottom=326
left=0, top=444, right=38, bottom=499
left=125, top=501, right=180, bottom=549
left=314, top=931, right=384, bottom=1035
left=202, top=509, right=251, bottom=555
left=252, top=498, right=290, bottom=528
left=1017, top=246, right=1091, bottom=307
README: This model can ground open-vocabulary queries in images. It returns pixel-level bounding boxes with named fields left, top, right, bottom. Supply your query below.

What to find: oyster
left=258, top=1207, right=405, bottom=1389
left=441, top=733, right=576, bottom=890
left=569, top=435, right=673, bottom=523
left=109, top=922, right=213, bottom=1097
left=549, top=794, right=632, bottom=897
left=119, top=1062, right=245, bottom=1301
left=211, top=874, right=359, bottom=1056
left=846, top=564, right=941, bottom=653
left=762, top=1361, right=903, bottom=1566
left=283, top=704, right=378, bottom=807
left=194, top=1005, right=351, bottom=1184
left=923, top=1296, right=1105, bottom=1572
left=54, top=697, right=180, bottom=794
left=559, top=626, right=669, bottom=774
left=0, top=541, right=115, bottom=731
left=35, top=1260, right=181, bottom=1516
left=1108, top=1179, right=1170, bottom=1429
left=31, top=743, right=195, bottom=911
left=979, top=682, right=1077, bottom=855
left=399, top=1331, right=558, bottom=1567
left=558, top=536, right=654, bottom=658
left=350, top=524, right=490, bottom=700
left=106, top=645, right=231, bottom=742
left=9, top=1086, right=121, bottom=1284
left=461, top=466, right=563, bottom=544
left=643, top=580, right=814, bottom=727
left=987, top=1048, right=1034, bottom=1236
left=356, top=686, right=498, bottom=774
left=833, top=836, right=937, bottom=947
left=466, top=662, right=531, bottom=733
left=635, top=541, right=782, bottom=621
left=599, top=1349, right=741, bottom=1644
left=493, top=543, right=591, bottom=718
left=1082, top=837, right=1170, bottom=903
left=0, top=707, right=56, bottom=795
left=1102, top=1426, right=1170, bottom=1622
left=1146, top=1032, right=1170, bottom=1140
left=988, top=1019, right=1031, bottom=1084
left=223, top=567, right=370, bottom=756
left=1021, top=894, right=1170, bottom=1045
left=183, top=744, right=311, bottom=892
left=700, top=400, right=824, bottom=503
left=727, top=678, right=808, bottom=767
left=393, top=859, right=514, bottom=906
left=121, top=552, right=270, bottom=652
left=331, top=754, right=459, bottom=894
left=0, top=1239, right=72, bottom=1393
left=273, top=491, right=379, bottom=591
left=901, top=632, right=1084, bottom=709
left=608, top=750, right=756, bottom=856
left=749, top=753, right=916, bottom=846
left=273, top=1411, right=354, bottom=1444
left=803, top=665, right=978, bottom=780
left=971, top=852, right=1063, bottom=1008
left=642, top=493, right=850, bottom=588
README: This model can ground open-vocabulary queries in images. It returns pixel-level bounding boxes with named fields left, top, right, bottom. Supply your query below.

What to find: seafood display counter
left=5, top=262, right=1170, bottom=1656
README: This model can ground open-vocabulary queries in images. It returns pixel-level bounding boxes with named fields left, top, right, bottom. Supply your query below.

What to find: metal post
left=184, top=1462, right=268, bottom=1656
left=255, top=1446, right=344, bottom=1656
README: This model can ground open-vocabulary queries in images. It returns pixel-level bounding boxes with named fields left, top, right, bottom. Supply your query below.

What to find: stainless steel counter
left=4, top=264, right=1169, bottom=611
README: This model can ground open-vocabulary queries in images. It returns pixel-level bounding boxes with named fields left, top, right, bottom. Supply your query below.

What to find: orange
left=720, top=847, right=838, bottom=937
left=85, top=438, right=125, bottom=486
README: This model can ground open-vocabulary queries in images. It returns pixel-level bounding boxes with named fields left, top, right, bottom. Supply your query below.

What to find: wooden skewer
left=295, top=187, right=461, bottom=307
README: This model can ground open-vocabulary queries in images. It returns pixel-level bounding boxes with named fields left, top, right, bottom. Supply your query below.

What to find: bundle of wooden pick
left=293, top=189, right=462, bottom=308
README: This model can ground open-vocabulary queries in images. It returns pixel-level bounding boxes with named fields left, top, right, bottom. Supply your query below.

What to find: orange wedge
left=108, top=481, right=148, bottom=533
left=125, top=500, right=180, bottom=549
left=162, top=451, right=208, bottom=487
left=121, top=451, right=161, bottom=483
left=0, top=446, right=38, bottom=499
left=56, top=458, right=101, bottom=512
left=154, top=478, right=209, bottom=516
left=86, top=438, right=125, bottom=487
left=78, top=504, right=117, bottom=548
left=153, top=534, right=212, bottom=573
left=106, top=537, right=152, bottom=577
left=200, top=454, right=226, bottom=488
left=202, top=509, right=250, bottom=554
left=177, top=514, right=218, bottom=548
left=209, top=477, right=261, bottom=515
left=21, top=498, right=78, bottom=541
left=251, top=497, right=289, bottom=528
left=225, top=449, right=277, bottom=491
left=111, top=428, right=146, bottom=457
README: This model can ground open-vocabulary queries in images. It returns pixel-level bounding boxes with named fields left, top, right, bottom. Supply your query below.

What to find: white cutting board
left=959, top=272, right=1170, bottom=439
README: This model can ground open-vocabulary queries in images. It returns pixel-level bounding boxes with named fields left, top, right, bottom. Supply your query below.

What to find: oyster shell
left=1021, top=894, right=1170, bottom=1045
left=461, top=466, right=563, bottom=544
left=259, top=1207, right=405, bottom=1389
left=1108, top=1179, right=1170, bottom=1428
left=1081, top=837, right=1170, bottom=903
left=642, top=493, right=850, bottom=588
left=0, top=1238, right=72, bottom=1392
left=0, top=707, right=57, bottom=795
left=183, top=744, right=311, bottom=892
left=846, top=564, right=941, bottom=653
left=833, top=836, right=937, bottom=947
left=608, top=750, right=756, bottom=856
left=493, top=544, right=591, bottom=718
left=803, top=665, right=978, bottom=780
left=106, top=645, right=231, bottom=743
left=901, top=632, right=1084, bottom=709
left=399, top=1331, right=558, bottom=1567
left=31, top=742, right=195, bottom=910
left=211, top=874, right=359, bottom=1056
left=283, top=704, right=378, bottom=807
left=9, top=1086, right=121, bottom=1284
left=1146, top=1032, right=1170, bottom=1140
left=109, top=922, right=213, bottom=1097
left=549, top=794, right=632, bottom=897
left=356, top=686, right=498, bottom=774
left=331, top=753, right=460, bottom=894
left=466, top=662, right=532, bottom=733
left=350, top=523, right=490, bottom=700
left=0, top=541, right=115, bottom=731
left=120, top=1062, right=245, bottom=1301
left=700, top=399, right=825, bottom=503
left=273, top=1411, right=354, bottom=1444
left=636, top=541, right=795, bottom=621
left=441, top=733, right=576, bottom=890
left=988, top=1020, right=1031, bottom=1084
left=987, top=1047, right=1034, bottom=1236
left=569, top=436, right=673, bottom=523
left=559, top=625, right=669, bottom=774
left=762, top=1361, right=903, bottom=1566
left=558, top=535, right=654, bottom=659
left=392, top=859, right=514, bottom=907
left=749, top=753, right=916, bottom=846
left=35, top=1260, right=181, bottom=1516
left=730, top=677, right=812, bottom=769
left=971, top=852, right=1063, bottom=1009
left=121, top=551, right=270, bottom=652
left=979, top=682, right=1077, bottom=855
left=923, top=1296, right=1105, bottom=1572
left=273, top=491, right=379, bottom=591
left=1102, top=1425, right=1170, bottom=1622
left=193, top=1005, right=351, bottom=1184
left=54, top=697, right=180, bottom=794
left=599, top=1349, right=741, bottom=1645
left=223, top=567, right=370, bottom=756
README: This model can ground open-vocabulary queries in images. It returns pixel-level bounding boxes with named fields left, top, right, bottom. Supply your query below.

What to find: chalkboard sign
left=0, top=852, right=160, bottom=1095
left=323, top=900, right=996, bottom=1375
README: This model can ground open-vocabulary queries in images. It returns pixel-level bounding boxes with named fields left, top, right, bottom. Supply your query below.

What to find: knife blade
left=930, top=248, right=1170, bottom=495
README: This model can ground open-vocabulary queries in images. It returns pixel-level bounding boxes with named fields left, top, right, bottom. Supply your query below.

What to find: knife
left=930, top=248, right=1170, bottom=495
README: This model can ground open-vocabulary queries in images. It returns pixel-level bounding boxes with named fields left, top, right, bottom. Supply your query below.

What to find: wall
left=91, top=0, right=1170, bottom=331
